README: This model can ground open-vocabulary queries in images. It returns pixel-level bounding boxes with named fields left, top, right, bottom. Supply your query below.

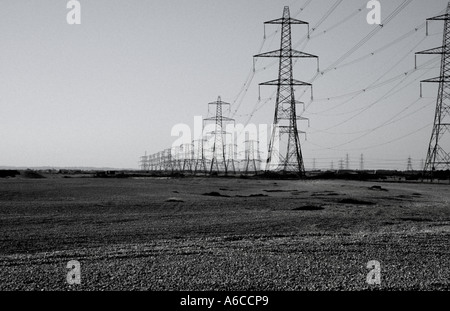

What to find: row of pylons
left=140, top=3, right=450, bottom=180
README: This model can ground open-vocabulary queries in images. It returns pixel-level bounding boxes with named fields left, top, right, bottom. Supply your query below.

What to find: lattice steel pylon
left=407, top=156, right=413, bottom=172
left=254, top=6, right=318, bottom=176
left=194, top=139, right=208, bottom=175
left=226, top=143, right=238, bottom=175
left=204, top=96, right=235, bottom=175
left=416, top=2, right=450, bottom=179
left=139, top=151, right=148, bottom=171
left=244, top=140, right=261, bottom=175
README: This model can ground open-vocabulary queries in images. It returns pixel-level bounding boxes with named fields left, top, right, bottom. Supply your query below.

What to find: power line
left=306, top=122, right=432, bottom=152
left=322, top=0, right=414, bottom=73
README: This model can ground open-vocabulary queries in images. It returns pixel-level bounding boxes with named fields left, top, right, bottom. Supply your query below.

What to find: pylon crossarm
left=208, top=130, right=230, bottom=135
left=294, top=100, right=305, bottom=112
left=255, top=49, right=318, bottom=59
left=297, top=116, right=310, bottom=126
left=298, top=130, right=308, bottom=140
left=427, top=14, right=450, bottom=21
left=278, top=126, right=304, bottom=134
left=426, top=14, right=450, bottom=35
left=208, top=101, right=231, bottom=106
left=419, top=77, right=450, bottom=97
left=416, top=47, right=445, bottom=55
left=264, top=17, right=308, bottom=25
left=254, top=50, right=281, bottom=58
left=421, top=77, right=450, bottom=83
left=415, top=48, right=445, bottom=69
left=259, top=79, right=312, bottom=86
left=291, top=50, right=318, bottom=58
left=221, top=117, right=235, bottom=123
left=204, top=117, right=234, bottom=123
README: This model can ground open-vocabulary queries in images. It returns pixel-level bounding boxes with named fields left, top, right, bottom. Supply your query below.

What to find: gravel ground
left=0, top=177, right=449, bottom=290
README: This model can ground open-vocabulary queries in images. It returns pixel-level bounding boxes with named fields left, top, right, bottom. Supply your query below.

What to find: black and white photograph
left=0, top=0, right=449, bottom=306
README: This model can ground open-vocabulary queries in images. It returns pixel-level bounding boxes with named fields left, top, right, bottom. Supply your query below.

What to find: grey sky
left=0, top=0, right=448, bottom=169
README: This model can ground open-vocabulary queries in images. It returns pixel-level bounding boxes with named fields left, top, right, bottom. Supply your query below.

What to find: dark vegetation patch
left=0, top=170, right=20, bottom=178
left=397, top=195, right=412, bottom=199
left=292, top=205, right=325, bottom=211
left=21, top=170, right=45, bottom=179
left=219, top=188, right=235, bottom=192
left=222, top=235, right=246, bottom=242
left=202, top=192, right=230, bottom=197
left=338, top=198, right=376, bottom=205
left=165, top=198, right=185, bottom=203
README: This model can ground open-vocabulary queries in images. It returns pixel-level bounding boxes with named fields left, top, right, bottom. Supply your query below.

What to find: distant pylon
left=203, top=96, right=235, bottom=175
left=254, top=6, right=319, bottom=176
left=360, top=154, right=364, bottom=171
left=181, top=143, right=194, bottom=173
left=163, top=148, right=173, bottom=172
left=194, top=139, right=208, bottom=175
left=226, top=144, right=238, bottom=175
left=416, top=2, right=450, bottom=179
left=345, top=153, right=350, bottom=170
left=339, top=159, right=344, bottom=171
left=407, top=156, right=413, bottom=171
left=244, top=140, right=261, bottom=175
left=157, top=151, right=163, bottom=171
left=172, top=145, right=183, bottom=172
left=140, top=151, right=148, bottom=171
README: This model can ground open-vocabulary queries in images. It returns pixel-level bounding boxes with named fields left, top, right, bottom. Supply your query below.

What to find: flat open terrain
left=0, top=177, right=449, bottom=290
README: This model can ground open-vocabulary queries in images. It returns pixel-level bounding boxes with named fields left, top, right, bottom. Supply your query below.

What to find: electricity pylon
left=194, top=139, right=208, bottom=175
left=181, top=143, right=194, bottom=173
left=244, top=140, right=261, bottom=175
left=139, top=151, right=148, bottom=171
left=203, top=96, right=235, bottom=175
left=407, top=156, right=413, bottom=171
left=416, top=2, right=450, bottom=180
left=339, top=159, right=344, bottom=171
left=226, top=143, right=238, bottom=175
left=254, top=6, right=318, bottom=176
